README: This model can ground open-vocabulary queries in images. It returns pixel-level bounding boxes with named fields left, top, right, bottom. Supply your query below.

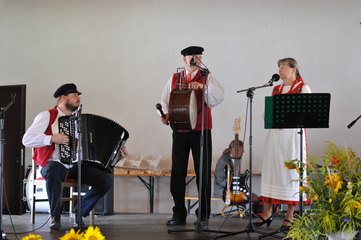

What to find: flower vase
left=326, top=230, right=358, bottom=240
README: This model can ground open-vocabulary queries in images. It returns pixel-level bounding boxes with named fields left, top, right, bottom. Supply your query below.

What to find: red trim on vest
left=33, top=107, right=58, bottom=167
left=171, top=70, right=212, bottom=130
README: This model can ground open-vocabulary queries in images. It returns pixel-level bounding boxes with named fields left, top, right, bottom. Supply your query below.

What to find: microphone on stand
left=266, top=73, right=280, bottom=86
left=347, top=115, right=361, bottom=129
left=156, top=103, right=169, bottom=125
left=270, top=73, right=280, bottom=82
left=190, top=55, right=196, bottom=66
left=76, top=104, right=82, bottom=115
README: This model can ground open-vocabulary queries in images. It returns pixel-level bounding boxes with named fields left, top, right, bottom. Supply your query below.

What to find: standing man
left=23, top=83, right=128, bottom=230
left=160, top=46, right=224, bottom=226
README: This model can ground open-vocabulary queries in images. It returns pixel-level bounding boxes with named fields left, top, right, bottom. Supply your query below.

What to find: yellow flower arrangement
left=59, top=228, right=83, bottom=240
left=21, top=226, right=106, bottom=240
left=21, top=234, right=42, bottom=240
left=82, top=226, right=105, bottom=240
left=285, top=141, right=361, bottom=239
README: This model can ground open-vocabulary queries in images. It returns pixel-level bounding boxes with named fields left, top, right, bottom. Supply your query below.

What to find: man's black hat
left=180, top=46, right=204, bottom=56
left=53, top=83, right=82, bottom=98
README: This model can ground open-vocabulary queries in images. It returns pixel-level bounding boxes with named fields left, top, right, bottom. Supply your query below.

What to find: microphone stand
left=347, top=114, right=361, bottom=129
left=75, top=104, right=84, bottom=230
left=214, top=80, right=275, bottom=239
left=0, top=94, right=16, bottom=240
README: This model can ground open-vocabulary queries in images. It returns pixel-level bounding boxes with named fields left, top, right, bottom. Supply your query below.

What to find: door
left=0, top=84, right=26, bottom=214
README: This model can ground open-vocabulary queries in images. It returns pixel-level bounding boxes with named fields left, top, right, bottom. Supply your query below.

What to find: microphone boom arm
left=237, top=81, right=273, bottom=93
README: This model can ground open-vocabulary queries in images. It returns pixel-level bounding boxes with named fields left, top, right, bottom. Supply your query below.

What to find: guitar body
left=223, top=169, right=250, bottom=205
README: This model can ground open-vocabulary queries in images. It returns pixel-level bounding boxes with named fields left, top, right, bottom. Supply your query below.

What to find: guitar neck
left=234, top=133, right=240, bottom=175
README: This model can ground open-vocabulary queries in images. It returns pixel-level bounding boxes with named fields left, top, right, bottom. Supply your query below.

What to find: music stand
left=259, top=93, right=331, bottom=239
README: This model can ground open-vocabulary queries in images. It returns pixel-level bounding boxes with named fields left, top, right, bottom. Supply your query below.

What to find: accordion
left=58, top=114, right=129, bottom=170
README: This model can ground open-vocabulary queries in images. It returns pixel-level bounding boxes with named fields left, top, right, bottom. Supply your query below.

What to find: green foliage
left=285, top=141, right=361, bottom=239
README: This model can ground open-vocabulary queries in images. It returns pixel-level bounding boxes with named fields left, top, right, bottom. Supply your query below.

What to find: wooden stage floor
left=3, top=212, right=351, bottom=240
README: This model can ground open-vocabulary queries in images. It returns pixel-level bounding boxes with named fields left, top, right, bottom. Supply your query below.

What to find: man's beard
left=65, top=102, right=79, bottom=112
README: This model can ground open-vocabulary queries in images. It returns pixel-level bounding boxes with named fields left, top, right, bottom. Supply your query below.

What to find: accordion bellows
left=59, top=114, right=129, bottom=170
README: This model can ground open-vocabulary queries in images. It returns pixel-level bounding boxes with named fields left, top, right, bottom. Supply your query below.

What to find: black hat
left=53, top=83, right=81, bottom=98
left=180, top=46, right=204, bottom=56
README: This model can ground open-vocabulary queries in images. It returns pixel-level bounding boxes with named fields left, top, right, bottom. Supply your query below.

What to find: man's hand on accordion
left=51, top=133, right=69, bottom=145
left=119, top=147, right=128, bottom=160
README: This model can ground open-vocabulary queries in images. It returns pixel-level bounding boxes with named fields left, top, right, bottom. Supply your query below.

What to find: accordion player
left=58, top=113, right=129, bottom=171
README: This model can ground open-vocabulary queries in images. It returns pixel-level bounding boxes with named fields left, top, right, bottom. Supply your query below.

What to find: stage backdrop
left=1, top=0, right=360, bottom=213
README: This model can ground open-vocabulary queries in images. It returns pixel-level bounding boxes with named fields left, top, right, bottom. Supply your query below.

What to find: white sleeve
left=160, top=78, right=173, bottom=114
left=22, top=111, right=53, bottom=148
left=302, top=84, right=312, bottom=93
left=205, top=74, right=224, bottom=108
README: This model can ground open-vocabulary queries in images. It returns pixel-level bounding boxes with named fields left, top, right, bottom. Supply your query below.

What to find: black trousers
left=170, top=130, right=212, bottom=220
left=41, top=161, right=112, bottom=218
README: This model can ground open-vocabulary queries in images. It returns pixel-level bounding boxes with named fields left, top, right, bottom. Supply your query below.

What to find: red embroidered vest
left=272, top=77, right=305, bottom=96
left=33, top=107, right=58, bottom=167
left=171, top=70, right=212, bottom=131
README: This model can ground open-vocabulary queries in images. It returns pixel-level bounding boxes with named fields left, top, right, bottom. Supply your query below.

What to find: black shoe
left=72, top=214, right=85, bottom=228
left=253, top=216, right=273, bottom=227
left=166, top=218, right=186, bottom=226
left=49, top=216, right=61, bottom=230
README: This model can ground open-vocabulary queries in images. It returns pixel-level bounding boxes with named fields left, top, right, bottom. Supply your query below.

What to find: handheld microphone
left=156, top=103, right=169, bottom=125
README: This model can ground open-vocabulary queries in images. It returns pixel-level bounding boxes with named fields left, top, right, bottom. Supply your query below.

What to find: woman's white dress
left=260, top=84, right=311, bottom=202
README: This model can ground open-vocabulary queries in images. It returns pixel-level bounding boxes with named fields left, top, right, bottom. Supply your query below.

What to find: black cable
left=4, top=165, right=72, bottom=236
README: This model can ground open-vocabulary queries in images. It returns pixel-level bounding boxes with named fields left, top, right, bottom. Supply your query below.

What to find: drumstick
left=156, top=103, right=169, bottom=125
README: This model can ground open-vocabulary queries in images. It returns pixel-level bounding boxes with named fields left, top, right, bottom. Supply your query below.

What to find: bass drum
left=169, top=90, right=197, bottom=131
left=24, top=165, right=50, bottom=213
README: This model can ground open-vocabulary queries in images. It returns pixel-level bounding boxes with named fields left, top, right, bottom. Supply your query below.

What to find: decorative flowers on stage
left=82, top=226, right=105, bottom=240
left=284, top=141, right=361, bottom=239
left=21, top=226, right=106, bottom=240
left=21, top=234, right=42, bottom=240
left=59, top=228, right=83, bottom=240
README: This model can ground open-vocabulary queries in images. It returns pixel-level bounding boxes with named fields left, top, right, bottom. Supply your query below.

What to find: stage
left=2, top=212, right=294, bottom=240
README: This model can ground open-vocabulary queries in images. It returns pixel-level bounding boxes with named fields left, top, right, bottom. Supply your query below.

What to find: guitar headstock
left=233, top=117, right=241, bottom=135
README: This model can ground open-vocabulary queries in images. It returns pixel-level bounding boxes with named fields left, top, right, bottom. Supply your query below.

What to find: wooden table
left=113, top=167, right=196, bottom=213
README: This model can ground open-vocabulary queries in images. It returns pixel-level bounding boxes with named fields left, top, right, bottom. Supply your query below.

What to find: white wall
left=1, top=0, right=361, bottom=213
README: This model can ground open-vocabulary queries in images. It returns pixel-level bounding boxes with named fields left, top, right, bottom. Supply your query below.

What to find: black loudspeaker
left=93, top=175, right=114, bottom=215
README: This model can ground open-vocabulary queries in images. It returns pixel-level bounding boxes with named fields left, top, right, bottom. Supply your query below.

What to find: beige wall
left=1, top=0, right=361, bottom=213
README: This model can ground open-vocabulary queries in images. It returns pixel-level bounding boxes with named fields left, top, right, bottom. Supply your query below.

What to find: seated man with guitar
left=214, top=118, right=251, bottom=216
left=213, top=139, right=244, bottom=199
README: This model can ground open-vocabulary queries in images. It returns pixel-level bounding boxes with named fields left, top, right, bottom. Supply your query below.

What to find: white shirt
left=22, top=107, right=71, bottom=167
